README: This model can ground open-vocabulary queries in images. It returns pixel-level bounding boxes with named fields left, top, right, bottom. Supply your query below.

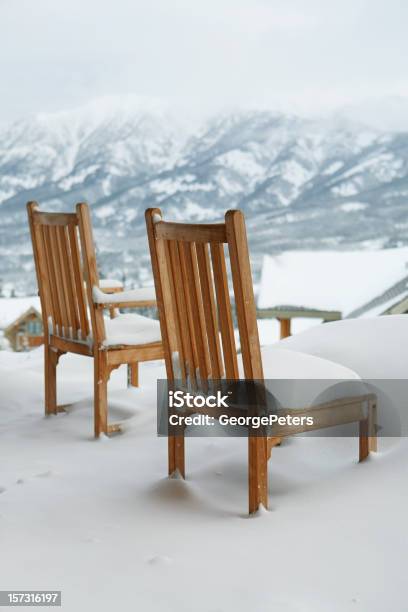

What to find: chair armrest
left=92, top=285, right=157, bottom=309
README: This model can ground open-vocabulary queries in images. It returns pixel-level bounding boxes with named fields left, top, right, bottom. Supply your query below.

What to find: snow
left=104, top=313, right=161, bottom=347
left=257, top=317, right=318, bottom=345
left=99, top=278, right=123, bottom=289
left=280, top=159, right=313, bottom=187
left=0, top=296, right=41, bottom=328
left=150, top=177, right=213, bottom=197
left=92, top=285, right=156, bottom=304
left=261, top=347, right=364, bottom=411
left=183, top=201, right=219, bottom=221
left=341, top=152, right=404, bottom=182
left=322, top=160, right=343, bottom=175
left=257, top=248, right=408, bottom=315
left=59, top=165, right=99, bottom=190
left=1, top=317, right=408, bottom=610
left=217, top=150, right=264, bottom=178
left=216, top=173, right=243, bottom=195
left=262, top=346, right=359, bottom=380
left=339, top=201, right=368, bottom=212
left=0, top=187, right=14, bottom=203
left=123, top=208, right=138, bottom=223
left=278, top=315, right=408, bottom=379
left=95, top=204, right=115, bottom=219
left=276, top=315, right=408, bottom=437
left=331, top=181, right=359, bottom=197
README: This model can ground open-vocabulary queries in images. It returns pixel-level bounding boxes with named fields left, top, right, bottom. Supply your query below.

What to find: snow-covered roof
left=257, top=248, right=408, bottom=317
left=0, top=297, right=41, bottom=329
left=4, top=306, right=42, bottom=334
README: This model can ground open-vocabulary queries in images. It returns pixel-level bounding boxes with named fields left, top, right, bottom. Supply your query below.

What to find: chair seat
left=257, top=346, right=366, bottom=410
left=103, top=313, right=161, bottom=348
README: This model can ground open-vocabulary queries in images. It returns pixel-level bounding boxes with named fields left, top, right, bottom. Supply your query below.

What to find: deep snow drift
left=0, top=339, right=407, bottom=611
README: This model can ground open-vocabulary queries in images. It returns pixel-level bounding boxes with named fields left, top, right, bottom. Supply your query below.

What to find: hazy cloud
left=0, top=0, right=407, bottom=121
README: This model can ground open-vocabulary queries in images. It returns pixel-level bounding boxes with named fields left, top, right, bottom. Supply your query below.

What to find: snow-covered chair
left=274, top=316, right=408, bottom=379
left=27, top=202, right=164, bottom=437
left=271, top=316, right=408, bottom=437
left=145, top=208, right=377, bottom=514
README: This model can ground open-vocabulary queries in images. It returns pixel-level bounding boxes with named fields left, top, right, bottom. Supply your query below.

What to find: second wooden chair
left=27, top=201, right=164, bottom=437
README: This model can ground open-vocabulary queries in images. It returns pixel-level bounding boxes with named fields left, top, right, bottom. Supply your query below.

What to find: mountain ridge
left=1, top=98, right=408, bottom=295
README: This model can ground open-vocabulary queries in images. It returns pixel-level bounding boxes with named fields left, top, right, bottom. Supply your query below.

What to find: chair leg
left=359, top=418, right=369, bottom=462
left=359, top=398, right=378, bottom=461
left=94, top=351, right=108, bottom=437
left=368, top=399, right=378, bottom=452
left=129, top=362, right=139, bottom=387
left=169, top=432, right=185, bottom=478
left=45, top=344, right=58, bottom=416
left=248, top=436, right=268, bottom=514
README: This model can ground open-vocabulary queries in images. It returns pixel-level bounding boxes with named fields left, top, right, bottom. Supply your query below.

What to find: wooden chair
left=145, top=208, right=377, bottom=514
left=27, top=201, right=164, bottom=437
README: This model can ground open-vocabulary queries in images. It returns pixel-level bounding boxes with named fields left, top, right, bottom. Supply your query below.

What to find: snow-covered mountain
left=1, top=97, right=408, bottom=294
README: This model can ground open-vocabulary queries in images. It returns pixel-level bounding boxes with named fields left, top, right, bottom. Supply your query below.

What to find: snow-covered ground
left=1, top=341, right=407, bottom=612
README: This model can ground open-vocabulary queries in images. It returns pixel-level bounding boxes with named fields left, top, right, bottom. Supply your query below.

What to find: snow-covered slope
left=2, top=98, right=408, bottom=294
left=1, top=341, right=407, bottom=611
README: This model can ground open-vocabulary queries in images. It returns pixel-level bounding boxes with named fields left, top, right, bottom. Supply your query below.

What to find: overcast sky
left=1, top=0, right=408, bottom=122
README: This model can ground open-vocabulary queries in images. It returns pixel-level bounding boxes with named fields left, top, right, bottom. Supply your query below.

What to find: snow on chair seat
left=103, top=312, right=161, bottom=347
left=275, top=315, right=408, bottom=436
left=93, top=285, right=156, bottom=306
left=260, top=346, right=360, bottom=381
left=276, top=315, right=408, bottom=379
left=257, top=346, right=368, bottom=411
left=27, top=201, right=164, bottom=438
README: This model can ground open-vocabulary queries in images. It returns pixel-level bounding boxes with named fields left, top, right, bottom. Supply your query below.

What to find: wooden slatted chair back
left=145, top=208, right=263, bottom=386
left=27, top=202, right=104, bottom=347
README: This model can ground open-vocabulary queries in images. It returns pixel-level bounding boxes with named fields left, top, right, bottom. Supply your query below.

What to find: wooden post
left=278, top=317, right=291, bottom=339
